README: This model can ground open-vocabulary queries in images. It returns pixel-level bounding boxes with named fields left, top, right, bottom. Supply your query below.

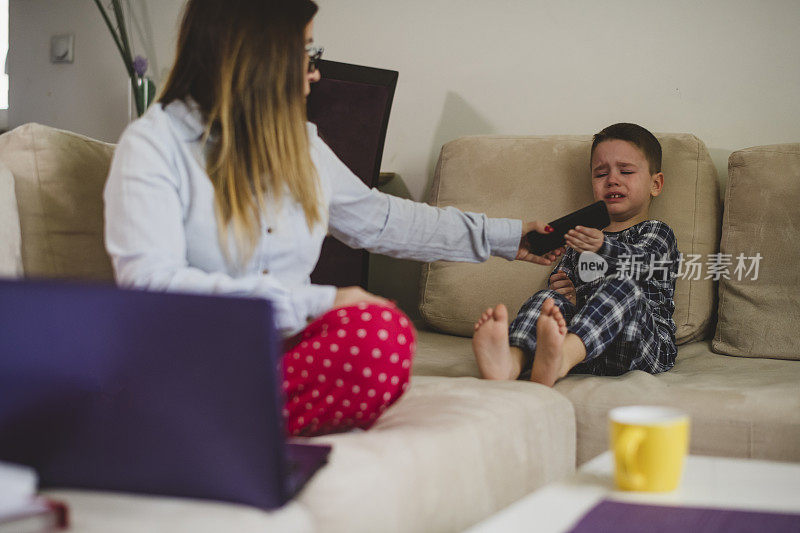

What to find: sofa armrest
left=0, top=160, right=22, bottom=278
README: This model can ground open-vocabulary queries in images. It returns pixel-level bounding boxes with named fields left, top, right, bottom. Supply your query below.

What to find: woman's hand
left=549, top=271, right=577, bottom=306
left=564, top=226, right=604, bottom=253
left=333, top=286, right=391, bottom=309
left=517, top=221, right=565, bottom=265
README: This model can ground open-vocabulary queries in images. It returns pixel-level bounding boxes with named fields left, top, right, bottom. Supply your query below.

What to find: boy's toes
left=493, top=303, right=508, bottom=323
left=541, top=297, right=554, bottom=315
left=475, top=307, right=495, bottom=329
left=550, top=303, right=564, bottom=322
left=544, top=299, right=567, bottom=335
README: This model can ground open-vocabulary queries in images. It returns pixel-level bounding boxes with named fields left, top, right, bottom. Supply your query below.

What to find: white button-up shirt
left=104, top=99, right=522, bottom=336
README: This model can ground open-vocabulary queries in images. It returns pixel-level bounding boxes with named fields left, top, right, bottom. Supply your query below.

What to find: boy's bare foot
left=531, top=298, right=568, bottom=387
left=472, top=304, right=520, bottom=380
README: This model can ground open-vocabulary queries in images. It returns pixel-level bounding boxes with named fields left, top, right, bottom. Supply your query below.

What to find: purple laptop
left=0, top=279, right=330, bottom=509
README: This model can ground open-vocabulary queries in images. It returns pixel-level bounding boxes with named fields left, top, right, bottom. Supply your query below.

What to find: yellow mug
left=609, top=406, right=690, bottom=492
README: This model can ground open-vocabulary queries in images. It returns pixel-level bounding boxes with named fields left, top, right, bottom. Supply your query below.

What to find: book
left=569, top=499, right=800, bottom=533
left=0, top=497, right=68, bottom=533
left=0, top=461, right=36, bottom=501
left=0, top=462, right=68, bottom=532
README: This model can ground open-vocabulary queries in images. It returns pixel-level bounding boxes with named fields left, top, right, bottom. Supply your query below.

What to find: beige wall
left=8, top=0, right=800, bottom=316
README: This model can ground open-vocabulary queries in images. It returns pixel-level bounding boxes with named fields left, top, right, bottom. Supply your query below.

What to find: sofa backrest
left=419, top=133, right=721, bottom=344
left=0, top=123, right=116, bottom=281
left=713, top=143, right=800, bottom=360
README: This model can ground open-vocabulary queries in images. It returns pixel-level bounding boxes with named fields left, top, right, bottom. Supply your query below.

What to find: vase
left=128, top=75, right=157, bottom=122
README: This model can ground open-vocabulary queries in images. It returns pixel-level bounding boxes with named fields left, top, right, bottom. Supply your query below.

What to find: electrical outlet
left=51, top=34, right=74, bottom=64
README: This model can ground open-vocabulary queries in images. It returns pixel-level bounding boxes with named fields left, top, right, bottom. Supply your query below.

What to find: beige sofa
left=0, top=123, right=798, bottom=532
left=415, top=134, right=800, bottom=466
left=0, top=124, right=573, bottom=532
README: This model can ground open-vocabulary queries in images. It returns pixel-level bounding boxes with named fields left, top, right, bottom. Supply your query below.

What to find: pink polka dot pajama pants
left=281, top=303, right=416, bottom=436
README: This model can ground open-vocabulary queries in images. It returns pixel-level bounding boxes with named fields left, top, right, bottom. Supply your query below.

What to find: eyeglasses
left=305, top=45, right=324, bottom=73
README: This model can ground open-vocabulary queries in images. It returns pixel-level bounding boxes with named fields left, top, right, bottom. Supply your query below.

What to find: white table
left=467, top=452, right=800, bottom=533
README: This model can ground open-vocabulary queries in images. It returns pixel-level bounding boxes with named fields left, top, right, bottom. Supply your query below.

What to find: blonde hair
left=159, top=0, right=321, bottom=263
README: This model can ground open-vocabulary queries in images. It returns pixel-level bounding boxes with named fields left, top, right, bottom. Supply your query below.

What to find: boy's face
left=590, top=140, right=664, bottom=223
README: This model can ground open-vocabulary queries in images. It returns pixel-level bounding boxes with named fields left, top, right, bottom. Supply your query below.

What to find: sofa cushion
left=554, top=341, right=800, bottom=465
left=412, top=328, right=480, bottom=378
left=713, top=144, right=800, bottom=360
left=0, top=161, right=22, bottom=278
left=419, top=134, right=721, bottom=344
left=0, top=123, right=115, bottom=280
left=413, top=330, right=800, bottom=465
left=43, top=376, right=576, bottom=533
left=301, top=375, right=575, bottom=533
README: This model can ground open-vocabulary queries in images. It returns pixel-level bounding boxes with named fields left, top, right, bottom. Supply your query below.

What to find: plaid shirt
left=552, top=219, right=679, bottom=374
left=555, top=220, right=679, bottom=331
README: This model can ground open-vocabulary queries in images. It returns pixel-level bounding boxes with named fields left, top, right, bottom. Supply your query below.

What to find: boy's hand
left=549, top=271, right=576, bottom=306
left=564, top=226, right=604, bottom=253
left=517, top=221, right=565, bottom=265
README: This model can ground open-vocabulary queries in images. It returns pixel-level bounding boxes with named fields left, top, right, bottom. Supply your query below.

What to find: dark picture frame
left=308, top=60, right=399, bottom=288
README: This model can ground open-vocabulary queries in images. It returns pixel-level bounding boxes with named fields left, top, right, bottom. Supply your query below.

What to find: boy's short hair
left=591, top=123, right=662, bottom=175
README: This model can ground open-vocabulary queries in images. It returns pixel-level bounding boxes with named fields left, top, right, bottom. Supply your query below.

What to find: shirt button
left=266, top=227, right=273, bottom=234
left=262, top=269, right=269, bottom=275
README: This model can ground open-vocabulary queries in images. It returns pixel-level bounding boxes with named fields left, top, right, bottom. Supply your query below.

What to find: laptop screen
left=0, top=279, right=303, bottom=509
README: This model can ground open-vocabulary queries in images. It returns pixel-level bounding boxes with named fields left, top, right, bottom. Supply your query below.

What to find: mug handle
left=616, top=427, right=646, bottom=490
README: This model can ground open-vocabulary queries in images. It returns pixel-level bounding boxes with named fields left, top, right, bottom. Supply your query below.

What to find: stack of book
left=0, top=461, right=68, bottom=533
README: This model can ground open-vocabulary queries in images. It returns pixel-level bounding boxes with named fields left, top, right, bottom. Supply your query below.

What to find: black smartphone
left=525, top=201, right=610, bottom=256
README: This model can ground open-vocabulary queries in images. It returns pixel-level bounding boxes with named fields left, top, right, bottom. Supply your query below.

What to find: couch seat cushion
left=412, top=328, right=481, bottom=378
left=414, top=331, right=800, bottom=465
left=41, top=375, right=575, bottom=533
left=299, top=375, right=575, bottom=532
left=554, top=341, right=800, bottom=464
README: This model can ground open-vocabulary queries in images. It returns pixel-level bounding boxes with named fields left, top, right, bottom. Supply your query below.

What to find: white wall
left=11, top=0, right=799, bottom=189
left=8, top=0, right=184, bottom=142
left=8, top=0, right=800, bottom=314
left=312, top=0, right=800, bottom=313
left=313, top=0, right=800, bottom=199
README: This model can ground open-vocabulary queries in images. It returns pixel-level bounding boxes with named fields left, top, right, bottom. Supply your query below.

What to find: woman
left=104, top=0, right=560, bottom=436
